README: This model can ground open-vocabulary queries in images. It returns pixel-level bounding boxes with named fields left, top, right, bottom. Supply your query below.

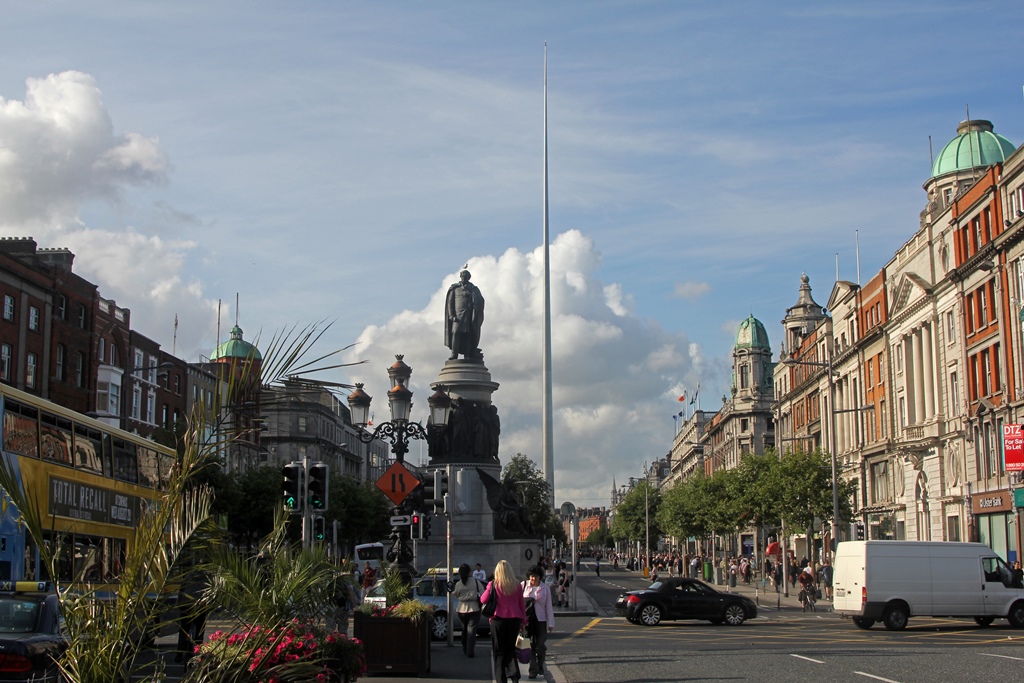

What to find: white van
left=833, top=540, right=1024, bottom=630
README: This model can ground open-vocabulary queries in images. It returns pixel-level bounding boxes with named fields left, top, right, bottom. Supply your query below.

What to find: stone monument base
left=415, top=537, right=544, bottom=581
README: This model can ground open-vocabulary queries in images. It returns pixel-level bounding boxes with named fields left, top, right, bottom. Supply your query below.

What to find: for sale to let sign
left=1003, top=424, right=1024, bottom=471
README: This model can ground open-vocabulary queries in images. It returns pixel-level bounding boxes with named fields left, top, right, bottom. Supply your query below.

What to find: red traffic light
left=412, top=514, right=421, bottom=525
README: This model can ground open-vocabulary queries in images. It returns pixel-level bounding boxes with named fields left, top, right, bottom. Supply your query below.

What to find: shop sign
left=971, top=491, right=1013, bottom=515
left=1003, top=424, right=1024, bottom=471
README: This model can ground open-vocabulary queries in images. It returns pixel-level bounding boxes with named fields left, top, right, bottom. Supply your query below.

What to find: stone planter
left=353, top=611, right=431, bottom=676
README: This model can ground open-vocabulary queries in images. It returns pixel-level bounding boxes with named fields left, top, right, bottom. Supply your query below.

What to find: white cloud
left=345, top=230, right=700, bottom=507
left=673, top=280, right=711, bottom=301
left=0, top=72, right=221, bottom=360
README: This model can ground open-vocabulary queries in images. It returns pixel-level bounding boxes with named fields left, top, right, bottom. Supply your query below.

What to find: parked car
left=362, top=576, right=490, bottom=640
left=0, top=581, right=67, bottom=682
left=615, top=577, right=757, bottom=626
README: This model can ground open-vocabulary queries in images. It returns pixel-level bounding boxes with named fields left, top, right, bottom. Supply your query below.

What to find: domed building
left=922, top=119, right=1017, bottom=224
left=209, top=324, right=264, bottom=473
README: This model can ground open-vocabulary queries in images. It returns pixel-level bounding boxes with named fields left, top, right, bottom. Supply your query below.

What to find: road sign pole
left=302, top=455, right=310, bottom=551
left=446, top=462, right=453, bottom=648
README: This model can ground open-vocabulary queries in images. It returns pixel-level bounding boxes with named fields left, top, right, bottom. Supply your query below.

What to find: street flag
left=678, top=391, right=686, bottom=402
left=690, top=383, right=700, bottom=405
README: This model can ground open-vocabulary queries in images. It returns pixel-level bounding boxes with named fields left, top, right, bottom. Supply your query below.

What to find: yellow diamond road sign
left=376, top=461, right=420, bottom=506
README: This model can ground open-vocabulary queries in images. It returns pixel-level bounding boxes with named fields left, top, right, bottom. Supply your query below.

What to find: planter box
left=353, top=611, right=431, bottom=676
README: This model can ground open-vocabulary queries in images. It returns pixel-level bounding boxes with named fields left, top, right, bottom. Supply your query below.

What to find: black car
left=0, top=582, right=66, bottom=682
left=615, top=578, right=757, bottom=626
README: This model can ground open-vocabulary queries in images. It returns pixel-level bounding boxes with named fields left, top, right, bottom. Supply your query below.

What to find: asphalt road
left=549, top=564, right=1024, bottom=683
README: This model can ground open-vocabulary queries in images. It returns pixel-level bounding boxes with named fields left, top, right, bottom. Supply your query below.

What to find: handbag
left=516, top=634, right=532, bottom=664
left=815, top=588, right=822, bottom=600
left=481, top=582, right=498, bottom=618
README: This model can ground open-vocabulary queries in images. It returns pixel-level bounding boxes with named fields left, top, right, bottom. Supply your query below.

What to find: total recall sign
left=1003, top=424, right=1024, bottom=472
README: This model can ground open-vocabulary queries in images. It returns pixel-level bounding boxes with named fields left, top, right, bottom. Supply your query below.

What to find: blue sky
left=2, top=1, right=1023, bottom=507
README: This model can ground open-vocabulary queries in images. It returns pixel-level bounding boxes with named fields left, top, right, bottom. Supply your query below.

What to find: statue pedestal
left=434, top=359, right=499, bottom=403
left=416, top=357, right=542, bottom=578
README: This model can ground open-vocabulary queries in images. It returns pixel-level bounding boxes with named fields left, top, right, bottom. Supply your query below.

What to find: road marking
left=557, top=618, right=602, bottom=645
left=790, top=654, right=825, bottom=664
left=980, top=653, right=1024, bottom=661
left=854, top=672, right=901, bottom=683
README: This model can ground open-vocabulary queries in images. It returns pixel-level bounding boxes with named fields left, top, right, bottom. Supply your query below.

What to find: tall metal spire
left=542, top=43, right=555, bottom=508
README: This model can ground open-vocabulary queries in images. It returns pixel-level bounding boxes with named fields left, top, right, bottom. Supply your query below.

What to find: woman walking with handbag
left=522, top=566, right=555, bottom=680
left=452, top=563, right=486, bottom=657
left=481, top=560, right=528, bottom=683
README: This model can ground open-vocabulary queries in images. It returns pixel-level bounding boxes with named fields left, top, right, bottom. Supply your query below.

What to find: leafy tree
left=610, top=479, right=662, bottom=549
left=328, top=475, right=392, bottom=551
left=501, top=453, right=566, bottom=544
left=221, top=465, right=282, bottom=549
left=585, top=526, right=614, bottom=549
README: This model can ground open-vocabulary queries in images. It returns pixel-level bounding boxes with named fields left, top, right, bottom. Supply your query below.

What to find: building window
left=26, top=353, right=37, bottom=389
left=740, top=418, right=749, bottom=432
left=982, top=352, right=992, bottom=396
left=98, top=338, right=105, bottom=363
left=134, top=350, right=144, bottom=373
left=879, top=399, right=887, bottom=438
left=0, top=344, right=10, bottom=380
left=132, top=386, right=141, bottom=420
left=895, top=344, right=903, bottom=373
left=3, top=295, right=13, bottom=321
left=947, top=516, right=961, bottom=543
left=28, top=306, right=39, bottom=331
left=866, top=361, right=873, bottom=387
left=78, top=305, right=87, bottom=329
left=899, top=396, right=907, bottom=430
left=162, top=405, right=169, bottom=428
left=979, top=289, right=988, bottom=326
left=56, top=344, right=65, bottom=382
left=146, top=390, right=155, bottom=424
left=299, top=416, right=307, bottom=433
left=740, top=364, right=749, bottom=389
left=949, top=371, right=959, bottom=416
left=871, top=460, right=889, bottom=504
left=947, top=310, right=955, bottom=342
left=173, top=374, right=180, bottom=395
left=75, top=352, right=84, bottom=388
left=56, top=295, right=66, bottom=320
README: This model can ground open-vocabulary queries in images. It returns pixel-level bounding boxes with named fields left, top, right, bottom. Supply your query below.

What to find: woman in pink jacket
left=481, top=560, right=527, bottom=683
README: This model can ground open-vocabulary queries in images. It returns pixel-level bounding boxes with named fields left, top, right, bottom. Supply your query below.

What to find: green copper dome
left=211, top=325, right=262, bottom=361
left=735, top=315, right=770, bottom=350
left=931, top=120, right=1016, bottom=178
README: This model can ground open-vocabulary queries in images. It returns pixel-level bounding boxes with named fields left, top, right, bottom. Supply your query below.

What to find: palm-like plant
left=0, top=321, right=362, bottom=682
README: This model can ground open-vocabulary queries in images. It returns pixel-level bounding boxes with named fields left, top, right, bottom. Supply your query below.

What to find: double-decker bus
left=0, top=383, right=175, bottom=587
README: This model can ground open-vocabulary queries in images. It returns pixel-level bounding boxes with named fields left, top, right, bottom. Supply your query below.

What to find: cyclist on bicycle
left=798, top=565, right=816, bottom=611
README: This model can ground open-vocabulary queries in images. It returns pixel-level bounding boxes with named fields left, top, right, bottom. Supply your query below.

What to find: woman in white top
left=522, top=565, right=555, bottom=680
left=452, top=563, right=486, bottom=657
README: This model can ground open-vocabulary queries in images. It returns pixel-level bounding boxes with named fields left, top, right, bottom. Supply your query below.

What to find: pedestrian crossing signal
left=282, top=463, right=303, bottom=511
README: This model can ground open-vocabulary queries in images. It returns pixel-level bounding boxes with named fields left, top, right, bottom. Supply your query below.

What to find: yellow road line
left=554, top=618, right=602, bottom=645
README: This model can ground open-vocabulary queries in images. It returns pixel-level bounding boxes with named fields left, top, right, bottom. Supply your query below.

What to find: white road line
left=790, top=654, right=825, bottom=664
left=980, top=653, right=1024, bottom=661
left=854, top=672, right=901, bottom=683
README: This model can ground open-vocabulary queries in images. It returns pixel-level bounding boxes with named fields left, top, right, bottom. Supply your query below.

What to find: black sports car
left=0, top=582, right=66, bottom=682
left=615, top=578, right=757, bottom=626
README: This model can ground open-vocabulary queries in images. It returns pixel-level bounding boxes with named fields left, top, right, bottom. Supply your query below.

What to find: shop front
left=971, top=490, right=1018, bottom=563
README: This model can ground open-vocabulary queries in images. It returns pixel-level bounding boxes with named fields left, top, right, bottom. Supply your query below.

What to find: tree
left=610, top=480, right=662, bottom=550
left=221, top=465, right=282, bottom=549
left=328, top=475, right=392, bottom=552
left=501, top=453, right=566, bottom=544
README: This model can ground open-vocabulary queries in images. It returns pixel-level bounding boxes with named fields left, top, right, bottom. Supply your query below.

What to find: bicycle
left=798, top=584, right=817, bottom=612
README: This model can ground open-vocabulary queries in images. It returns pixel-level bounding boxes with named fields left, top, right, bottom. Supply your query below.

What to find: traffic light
left=411, top=512, right=423, bottom=540
left=420, top=474, right=435, bottom=513
left=282, top=463, right=304, bottom=511
left=856, top=523, right=865, bottom=540
left=312, top=515, right=326, bottom=542
left=422, top=513, right=432, bottom=540
left=432, top=471, right=448, bottom=514
left=308, top=463, right=329, bottom=511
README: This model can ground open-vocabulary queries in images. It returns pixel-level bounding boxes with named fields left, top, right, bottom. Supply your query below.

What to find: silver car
left=363, top=576, right=489, bottom=640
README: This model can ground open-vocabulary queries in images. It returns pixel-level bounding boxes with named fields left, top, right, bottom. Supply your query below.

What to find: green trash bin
left=703, top=561, right=712, bottom=581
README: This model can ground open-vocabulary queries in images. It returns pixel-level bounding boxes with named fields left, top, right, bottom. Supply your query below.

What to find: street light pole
left=644, top=462, right=651, bottom=578
left=783, top=351, right=840, bottom=560
left=826, top=352, right=839, bottom=560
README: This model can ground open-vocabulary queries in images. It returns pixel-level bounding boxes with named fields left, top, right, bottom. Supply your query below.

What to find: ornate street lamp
left=346, top=355, right=451, bottom=462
